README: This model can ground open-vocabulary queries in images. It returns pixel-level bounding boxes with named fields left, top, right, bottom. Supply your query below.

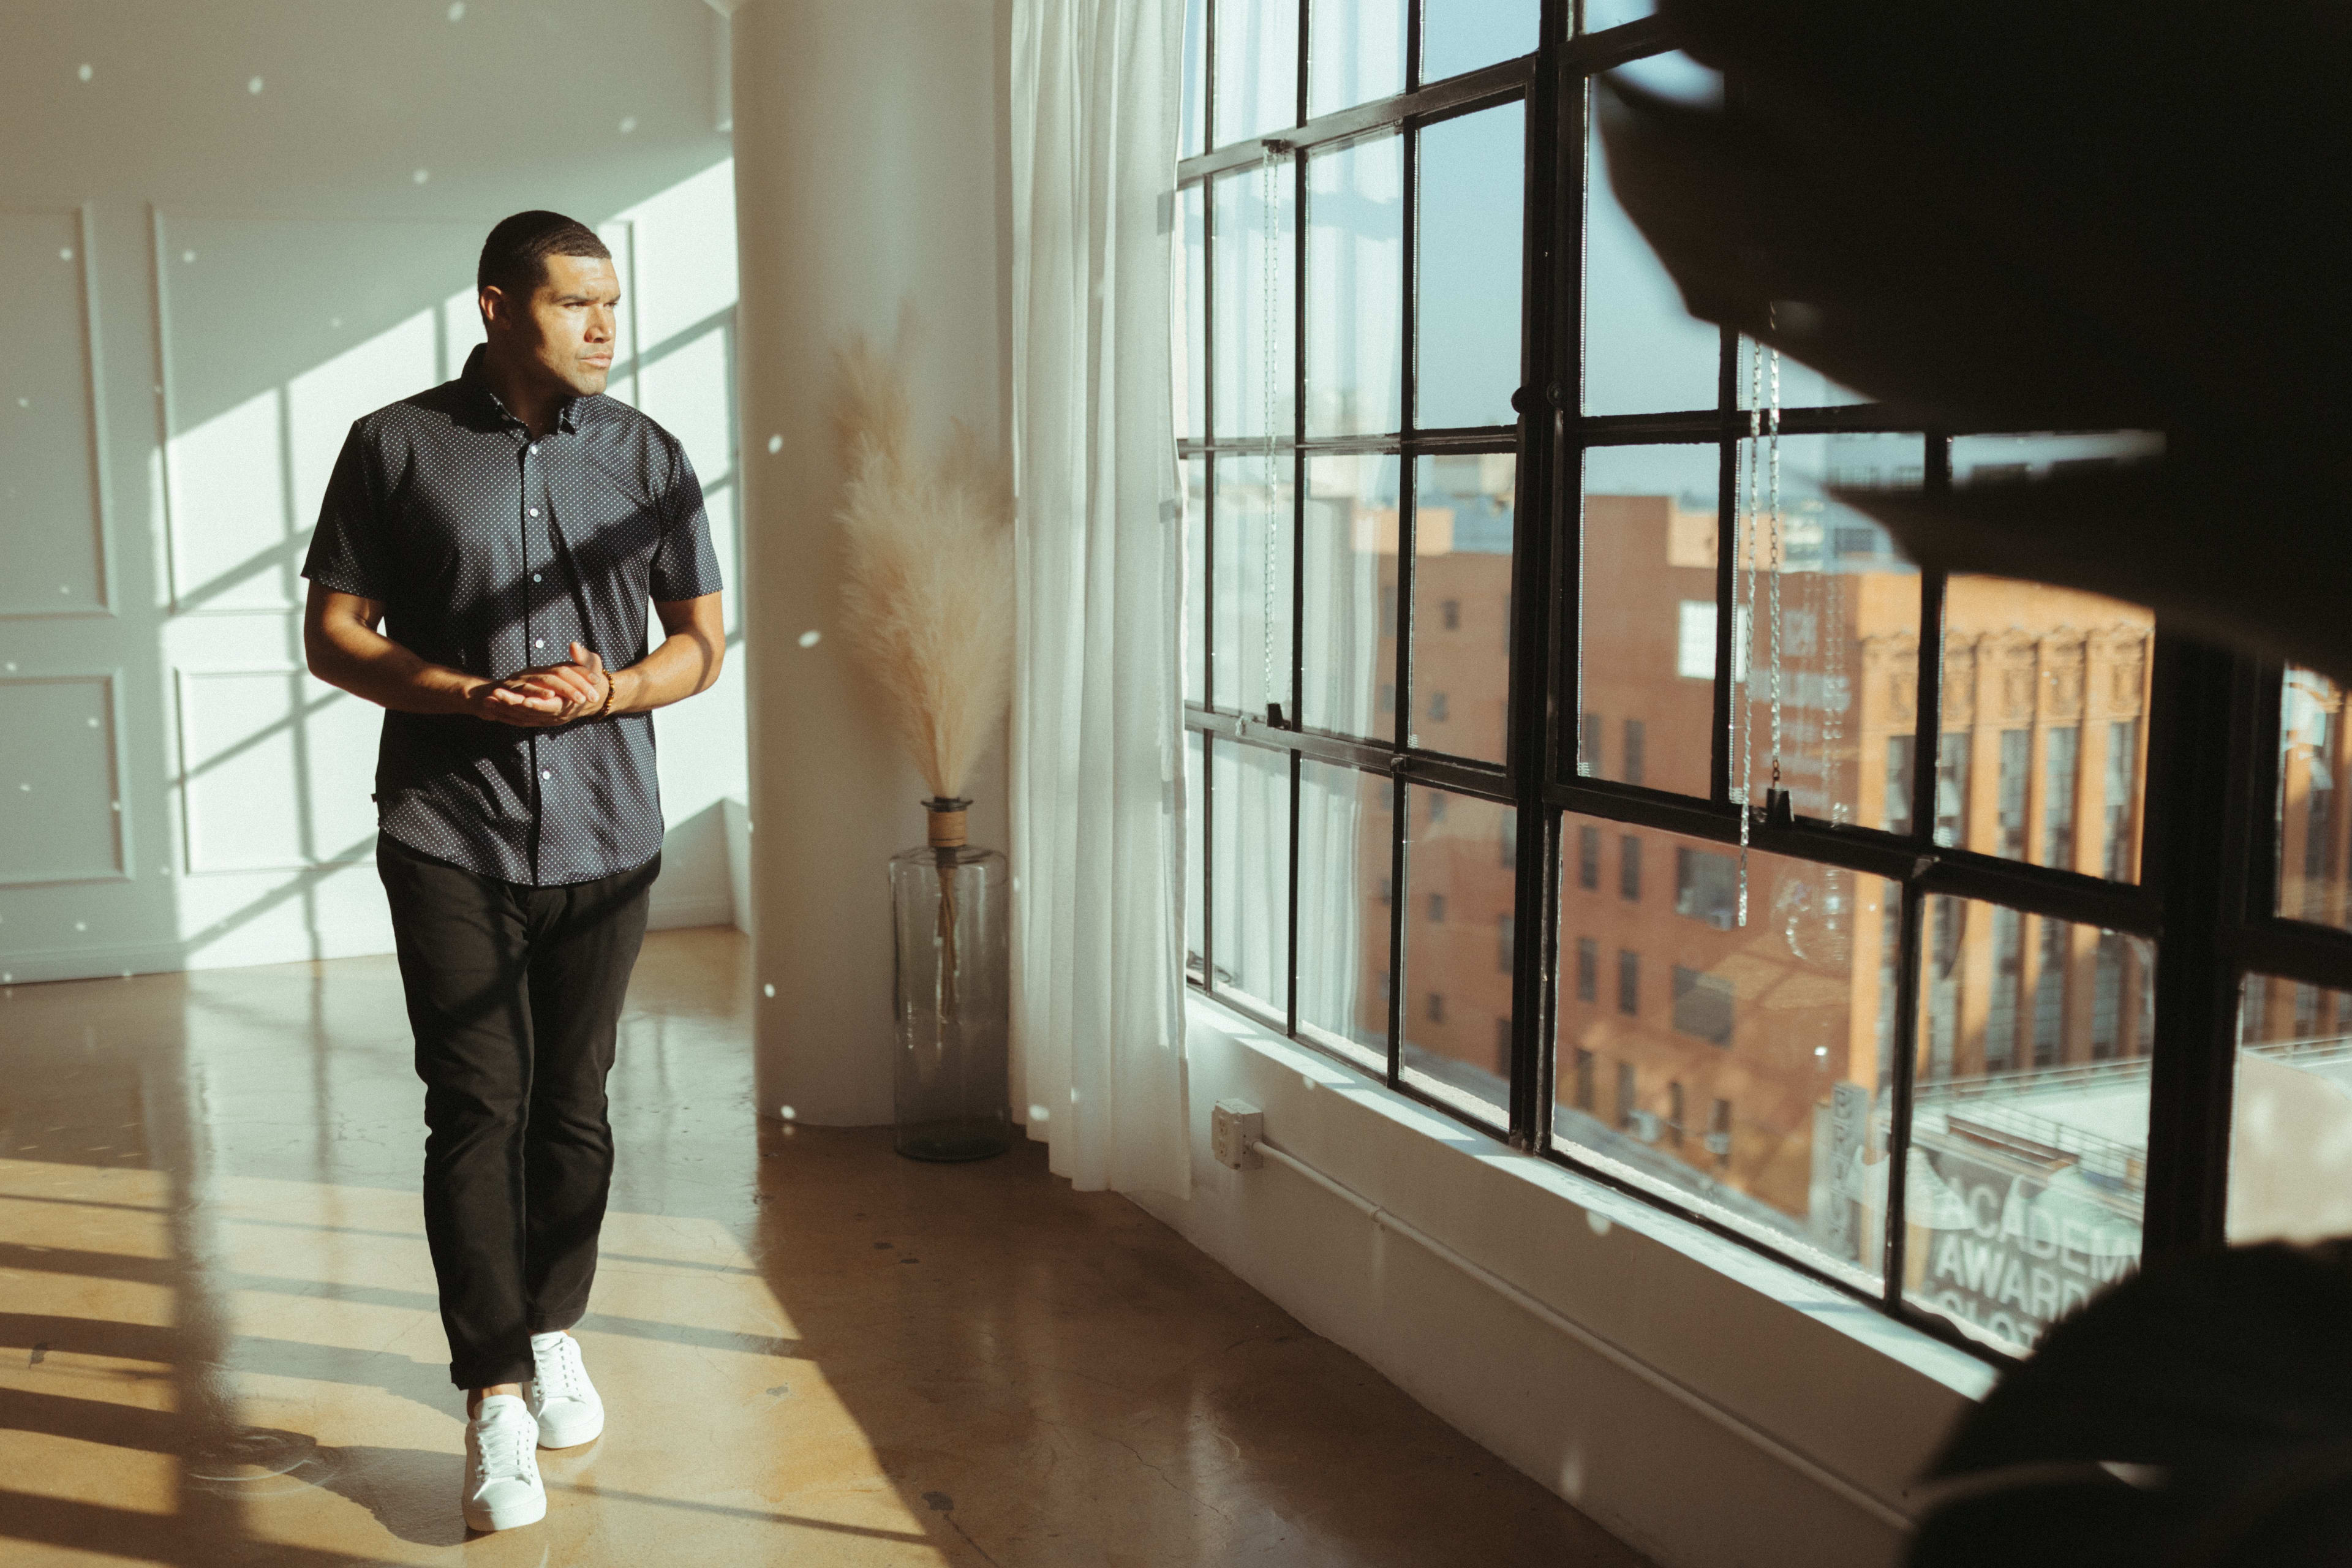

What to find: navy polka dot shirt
left=302, top=344, right=724, bottom=887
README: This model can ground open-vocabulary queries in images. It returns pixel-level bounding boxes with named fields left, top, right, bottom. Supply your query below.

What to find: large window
left=1177, top=0, right=2324, bottom=1364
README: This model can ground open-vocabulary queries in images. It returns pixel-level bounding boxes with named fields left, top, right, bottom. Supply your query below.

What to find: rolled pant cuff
left=450, top=1359, right=535, bottom=1391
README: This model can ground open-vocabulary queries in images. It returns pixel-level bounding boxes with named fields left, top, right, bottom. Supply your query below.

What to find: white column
left=726, top=0, right=1011, bottom=1125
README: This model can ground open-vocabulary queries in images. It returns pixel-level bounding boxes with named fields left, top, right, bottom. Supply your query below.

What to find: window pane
left=1182, top=0, right=1208, bottom=157
left=1737, top=337, right=1866, bottom=411
left=1411, top=453, right=1515, bottom=763
left=1584, top=78, right=1717, bottom=417
left=1555, top=812, right=1890, bottom=1288
left=1308, top=0, right=1403, bottom=117
left=1301, top=453, right=1399, bottom=741
left=1186, top=731, right=1207, bottom=979
left=1177, top=184, right=1205, bottom=442
left=1214, top=0, right=1299, bottom=147
left=1298, top=759, right=1393, bottom=1070
left=1211, top=739, right=1291, bottom=1014
left=2278, top=666, right=2350, bottom=927
left=1580, top=443, right=1717, bottom=798
left=1212, top=452, right=1295, bottom=718
left=2231, top=976, right=2352, bottom=1242
left=1736, top=432, right=1924, bottom=829
left=1306, top=132, right=1403, bottom=437
left=1401, top=786, right=1517, bottom=1122
left=1420, top=0, right=1539, bottom=85
left=1212, top=164, right=1297, bottom=440
left=1185, top=456, right=1207, bottom=705
left=1583, top=0, right=1654, bottom=29
left=1902, top=899, right=2150, bottom=1354
left=1940, top=576, right=2150, bottom=879
left=1416, top=102, right=1523, bottom=431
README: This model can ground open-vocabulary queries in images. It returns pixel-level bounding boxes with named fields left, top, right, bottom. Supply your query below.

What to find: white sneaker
left=462, top=1393, right=546, bottom=1532
left=527, top=1330, right=605, bottom=1449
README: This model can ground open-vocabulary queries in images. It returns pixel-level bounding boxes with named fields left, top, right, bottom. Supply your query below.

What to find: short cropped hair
left=477, top=210, right=611, bottom=299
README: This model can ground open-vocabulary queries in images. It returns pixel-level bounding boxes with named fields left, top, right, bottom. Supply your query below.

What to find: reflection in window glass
left=1178, top=184, right=1205, bottom=442
left=1211, top=739, right=1291, bottom=1014
left=1308, top=0, right=1403, bottom=118
left=1735, top=432, right=1923, bottom=829
left=1555, top=813, right=1889, bottom=1289
left=1942, top=576, right=2150, bottom=880
left=1186, top=731, right=1206, bottom=978
left=1213, top=0, right=1299, bottom=147
left=1306, top=133, right=1403, bottom=437
left=1737, top=336, right=1866, bottom=410
left=1950, top=431, right=2164, bottom=491
left=1417, top=102, right=1524, bottom=430
left=1212, top=165, right=1296, bottom=440
left=1581, top=443, right=1716, bottom=797
left=1402, top=786, right=1517, bottom=1122
left=1211, top=452, right=1295, bottom=718
left=1302, top=454, right=1400, bottom=741
left=2232, top=976, right=2352, bottom=1242
left=1411, top=453, right=1515, bottom=762
left=2278, top=666, right=2350, bottom=929
left=1420, top=0, right=1539, bottom=85
left=1181, top=0, right=1208, bottom=157
left=1902, top=902, right=2150, bottom=1354
left=1298, top=760, right=1393, bottom=1071
left=1184, top=456, right=1207, bottom=705
left=1585, top=83, right=1717, bottom=416
left=1583, top=0, right=1655, bottom=29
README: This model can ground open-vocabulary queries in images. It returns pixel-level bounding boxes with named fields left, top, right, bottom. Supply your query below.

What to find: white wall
left=729, top=0, right=1014, bottom=1127
left=0, top=1, right=747, bottom=983
left=1147, top=995, right=1997, bottom=1568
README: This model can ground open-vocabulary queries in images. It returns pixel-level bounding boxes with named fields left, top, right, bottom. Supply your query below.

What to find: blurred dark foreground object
left=1598, top=0, right=2352, bottom=684
left=1907, top=1242, right=2352, bottom=1568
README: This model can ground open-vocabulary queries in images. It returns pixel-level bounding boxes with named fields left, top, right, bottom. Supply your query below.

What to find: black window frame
left=1178, top=0, right=2307, bottom=1368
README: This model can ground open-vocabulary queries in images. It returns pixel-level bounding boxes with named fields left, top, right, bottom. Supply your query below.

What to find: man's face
left=484, top=252, right=620, bottom=396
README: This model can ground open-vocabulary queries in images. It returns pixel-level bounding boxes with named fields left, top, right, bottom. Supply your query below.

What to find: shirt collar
left=460, top=343, right=593, bottom=434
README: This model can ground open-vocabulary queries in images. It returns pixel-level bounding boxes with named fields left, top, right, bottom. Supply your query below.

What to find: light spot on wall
left=412, top=168, right=431, bottom=185
left=763, top=982, right=775, bottom=997
left=77, top=64, right=93, bottom=82
left=618, top=116, right=638, bottom=135
left=797, top=630, right=820, bottom=648
left=447, top=1, right=466, bottom=18
left=1585, top=1210, right=1611, bottom=1236
left=766, top=433, right=782, bottom=454
left=74, top=921, right=87, bottom=932
left=86, top=717, right=98, bottom=728
left=330, top=316, right=342, bottom=328
left=248, top=77, right=265, bottom=95
left=181, top=250, right=197, bottom=263
left=778, top=1105, right=796, bottom=1120
left=16, top=398, right=26, bottom=408
left=59, top=247, right=73, bottom=262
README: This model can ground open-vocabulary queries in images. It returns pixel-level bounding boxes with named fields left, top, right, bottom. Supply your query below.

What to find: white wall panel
left=0, top=674, right=125, bottom=884
left=0, top=209, right=108, bottom=616
left=176, top=669, right=380, bottom=874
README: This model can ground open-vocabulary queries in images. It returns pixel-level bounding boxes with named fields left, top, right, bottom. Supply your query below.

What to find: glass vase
left=889, top=797, right=1011, bottom=1161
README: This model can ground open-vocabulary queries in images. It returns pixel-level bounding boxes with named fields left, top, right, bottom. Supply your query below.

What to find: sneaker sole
left=462, top=1489, right=547, bottom=1532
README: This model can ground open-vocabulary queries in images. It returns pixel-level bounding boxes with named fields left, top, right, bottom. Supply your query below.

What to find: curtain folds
left=1008, top=0, right=1191, bottom=1197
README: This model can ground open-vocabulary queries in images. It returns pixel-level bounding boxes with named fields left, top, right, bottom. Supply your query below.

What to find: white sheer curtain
left=1008, top=0, right=1190, bottom=1197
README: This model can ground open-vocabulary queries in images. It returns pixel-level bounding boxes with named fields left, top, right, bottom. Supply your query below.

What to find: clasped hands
left=469, top=642, right=617, bottom=727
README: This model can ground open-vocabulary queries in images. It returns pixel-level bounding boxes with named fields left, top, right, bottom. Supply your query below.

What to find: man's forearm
left=309, top=622, right=484, bottom=716
left=611, top=627, right=723, bottom=714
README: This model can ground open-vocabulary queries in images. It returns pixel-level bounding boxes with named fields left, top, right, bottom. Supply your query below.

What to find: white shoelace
left=535, top=1335, right=582, bottom=1402
left=477, top=1409, right=536, bottom=1485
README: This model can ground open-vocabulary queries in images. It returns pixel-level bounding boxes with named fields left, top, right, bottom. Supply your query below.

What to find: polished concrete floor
left=0, top=928, right=1650, bottom=1567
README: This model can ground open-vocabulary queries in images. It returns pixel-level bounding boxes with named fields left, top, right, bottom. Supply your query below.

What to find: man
left=302, top=210, right=725, bottom=1533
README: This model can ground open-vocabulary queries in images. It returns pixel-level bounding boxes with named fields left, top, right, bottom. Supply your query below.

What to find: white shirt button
left=529, top=507, right=541, bottom=518
left=533, top=638, right=545, bottom=649
left=541, top=769, right=552, bottom=780
left=532, top=573, right=543, bottom=582
left=529, top=444, right=539, bottom=455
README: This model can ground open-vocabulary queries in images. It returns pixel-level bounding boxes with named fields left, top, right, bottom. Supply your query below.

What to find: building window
left=1707, top=1099, right=1732, bottom=1163
left=1616, top=949, right=1640, bottom=1016
left=1575, top=937, right=1597, bottom=1002
left=1428, top=690, right=1450, bottom=722
left=1615, top=1061, right=1638, bottom=1129
left=1623, top=718, right=1646, bottom=788
left=1442, top=598, right=1461, bottom=631
left=1493, top=1015, right=1512, bottom=1074
left=1500, top=810, right=1518, bottom=868
left=1576, top=826, right=1600, bottom=890
left=1619, top=834, right=1642, bottom=902
left=1670, top=965, right=1733, bottom=1046
left=1667, top=1081, right=1686, bottom=1148
left=1427, top=892, right=1446, bottom=923
left=1427, top=992, right=1446, bottom=1024
left=1673, top=846, right=1737, bottom=930
left=1497, top=913, right=1514, bottom=973
left=1427, top=793, right=1447, bottom=824
left=1573, top=1048, right=1596, bottom=1112
left=1580, top=710, right=1602, bottom=776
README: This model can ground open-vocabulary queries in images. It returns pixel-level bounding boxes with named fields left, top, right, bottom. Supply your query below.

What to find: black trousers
left=377, top=833, right=657, bottom=1389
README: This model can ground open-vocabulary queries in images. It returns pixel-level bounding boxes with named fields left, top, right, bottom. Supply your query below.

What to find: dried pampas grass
left=830, top=331, right=1014, bottom=802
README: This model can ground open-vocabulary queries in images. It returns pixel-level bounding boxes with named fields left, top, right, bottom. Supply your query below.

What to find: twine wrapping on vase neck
left=926, top=797, right=971, bottom=850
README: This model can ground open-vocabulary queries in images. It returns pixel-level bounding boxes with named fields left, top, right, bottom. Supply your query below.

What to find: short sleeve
left=648, top=436, right=725, bottom=601
left=301, top=421, right=394, bottom=600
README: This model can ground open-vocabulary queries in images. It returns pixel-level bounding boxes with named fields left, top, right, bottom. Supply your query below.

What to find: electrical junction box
left=1210, top=1099, right=1264, bottom=1170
